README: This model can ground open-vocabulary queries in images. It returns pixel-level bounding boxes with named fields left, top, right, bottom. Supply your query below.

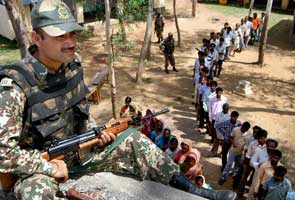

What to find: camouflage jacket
left=162, top=38, right=175, bottom=55
left=0, top=50, right=95, bottom=179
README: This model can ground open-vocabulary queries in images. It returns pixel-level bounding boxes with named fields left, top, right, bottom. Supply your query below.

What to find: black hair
left=224, top=22, right=229, bottom=26
left=210, top=32, right=215, bottom=36
left=211, top=81, right=218, bottom=87
left=274, top=166, right=287, bottom=177
left=271, top=149, right=282, bottom=158
left=170, top=137, right=178, bottom=144
left=33, top=28, right=45, bottom=39
left=206, top=75, right=213, bottom=80
left=266, top=139, right=279, bottom=148
left=195, top=176, right=204, bottom=183
left=256, top=129, right=268, bottom=139
left=201, top=67, right=209, bottom=74
left=219, top=37, right=224, bottom=42
left=216, top=87, right=223, bottom=92
left=125, top=96, right=132, bottom=103
left=230, top=111, right=239, bottom=117
left=242, top=121, right=251, bottom=130
left=253, top=125, right=262, bottom=130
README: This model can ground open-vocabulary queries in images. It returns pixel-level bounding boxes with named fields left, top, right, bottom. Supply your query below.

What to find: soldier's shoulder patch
left=0, top=77, right=13, bottom=88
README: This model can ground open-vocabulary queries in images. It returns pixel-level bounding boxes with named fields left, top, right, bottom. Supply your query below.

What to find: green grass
left=0, top=36, right=20, bottom=65
left=205, top=3, right=292, bottom=27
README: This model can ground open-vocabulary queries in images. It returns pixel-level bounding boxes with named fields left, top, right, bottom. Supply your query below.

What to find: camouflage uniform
left=0, top=0, right=179, bottom=199
left=161, top=34, right=177, bottom=73
left=154, top=14, right=164, bottom=43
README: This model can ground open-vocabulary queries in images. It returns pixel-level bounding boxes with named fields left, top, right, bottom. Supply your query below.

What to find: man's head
left=266, top=139, right=279, bottom=155
left=261, top=12, right=265, bottom=17
left=253, top=13, right=257, bottom=18
left=31, top=0, right=83, bottom=67
left=169, top=137, right=179, bottom=151
left=125, top=96, right=132, bottom=106
left=273, top=166, right=287, bottom=182
left=270, top=149, right=282, bottom=167
left=230, top=111, right=239, bottom=124
left=219, top=37, right=224, bottom=45
left=241, top=18, right=245, bottom=24
left=224, top=22, right=229, bottom=28
left=222, top=103, right=229, bottom=114
left=210, top=32, right=215, bottom=39
left=256, top=129, right=268, bottom=146
left=226, top=26, right=232, bottom=33
left=216, top=87, right=223, bottom=99
left=168, top=32, right=173, bottom=39
left=248, top=17, right=253, bottom=21
left=210, top=81, right=218, bottom=92
left=216, top=32, right=221, bottom=39
left=252, top=125, right=262, bottom=139
left=241, top=121, right=251, bottom=133
left=200, top=67, right=209, bottom=77
left=206, top=76, right=213, bottom=85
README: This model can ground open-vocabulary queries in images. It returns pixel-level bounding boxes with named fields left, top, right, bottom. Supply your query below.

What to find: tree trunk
left=145, top=35, right=152, bottom=60
left=290, top=8, right=295, bottom=42
left=105, top=0, right=117, bottom=119
left=258, top=0, right=273, bottom=65
left=116, top=0, right=127, bottom=42
left=119, top=18, right=127, bottom=42
left=136, top=0, right=153, bottom=84
left=192, top=0, right=197, bottom=17
left=248, top=0, right=255, bottom=17
left=5, top=0, right=30, bottom=58
left=173, top=0, right=181, bottom=47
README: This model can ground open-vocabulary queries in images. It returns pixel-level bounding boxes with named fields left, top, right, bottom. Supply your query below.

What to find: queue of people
left=192, top=14, right=293, bottom=200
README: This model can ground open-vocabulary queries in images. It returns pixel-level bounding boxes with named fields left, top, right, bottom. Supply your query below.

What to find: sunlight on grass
left=0, top=36, right=20, bottom=65
left=205, top=3, right=292, bottom=27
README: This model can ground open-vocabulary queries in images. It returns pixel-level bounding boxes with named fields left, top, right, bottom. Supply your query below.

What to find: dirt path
left=80, top=0, right=295, bottom=193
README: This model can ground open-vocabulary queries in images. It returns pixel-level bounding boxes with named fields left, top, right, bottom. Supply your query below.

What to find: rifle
left=0, top=108, right=169, bottom=190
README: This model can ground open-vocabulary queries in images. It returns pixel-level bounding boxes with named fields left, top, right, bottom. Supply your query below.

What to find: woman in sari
left=140, top=108, right=157, bottom=138
left=175, top=140, right=203, bottom=182
left=155, top=128, right=173, bottom=151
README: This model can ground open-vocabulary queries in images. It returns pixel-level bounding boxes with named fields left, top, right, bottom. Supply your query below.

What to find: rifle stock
left=0, top=108, right=169, bottom=190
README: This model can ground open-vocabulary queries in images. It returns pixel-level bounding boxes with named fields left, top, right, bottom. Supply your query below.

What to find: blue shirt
left=264, top=177, right=292, bottom=200
left=215, top=119, right=241, bottom=143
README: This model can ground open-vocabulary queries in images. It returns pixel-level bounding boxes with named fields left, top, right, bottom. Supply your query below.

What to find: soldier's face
left=33, top=30, right=77, bottom=65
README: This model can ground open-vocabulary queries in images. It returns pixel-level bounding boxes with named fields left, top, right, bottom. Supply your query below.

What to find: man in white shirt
left=193, top=51, right=205, bottom=106
left=203, top=81, right=217, bottom=135
left=223, top=27, right=234, bottom=60
left=215, top=38, right=226, bottom=77
left=198, top=76, right=213, bottom=128
left=238, top=128, right=267, bottom=197
left=250, top=139, right=278, bottom=171
left=219, top=122, right=251, bottom=185
left=208, top=87, right=227, bottom=144
left=248, top=139, right=279, bottom=199
left=211, top=103, right=230, bottom=156
left=244, top=17, right=253, bottom=47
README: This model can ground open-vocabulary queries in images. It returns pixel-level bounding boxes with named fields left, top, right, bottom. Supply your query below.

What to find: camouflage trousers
left=14, top=131, right=180, bottom=199
left=164, top=54, right=176, bottom=69
left=156, top=29, right=163, bottom=42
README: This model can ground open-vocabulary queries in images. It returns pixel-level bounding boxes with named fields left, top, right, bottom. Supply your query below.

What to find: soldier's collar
left=22, top=48, right=48, bottom=81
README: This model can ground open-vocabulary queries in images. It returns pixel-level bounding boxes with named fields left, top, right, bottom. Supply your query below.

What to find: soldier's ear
left=32, top=31, right=43, bottom=47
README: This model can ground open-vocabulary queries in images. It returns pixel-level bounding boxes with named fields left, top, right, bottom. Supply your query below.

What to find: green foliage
left=123, top=0, right=149, bottom=21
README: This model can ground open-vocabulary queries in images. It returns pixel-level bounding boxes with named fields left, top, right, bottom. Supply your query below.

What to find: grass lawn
left=0, top=36, right=20, bottom=65
left=204, top=2, right=292, bottom=27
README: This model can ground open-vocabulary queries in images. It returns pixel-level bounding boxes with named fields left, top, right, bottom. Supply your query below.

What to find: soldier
left=154, top=13, right=165, bottom=43
left=160, top=32, right=178, bottom=73
left=0, top=0, right=236, bottom=199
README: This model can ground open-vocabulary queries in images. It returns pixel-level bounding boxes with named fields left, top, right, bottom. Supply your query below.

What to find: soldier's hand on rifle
left=49, top=160, right=69, bottom=182
left=97, top=131, right=116, bottom=147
